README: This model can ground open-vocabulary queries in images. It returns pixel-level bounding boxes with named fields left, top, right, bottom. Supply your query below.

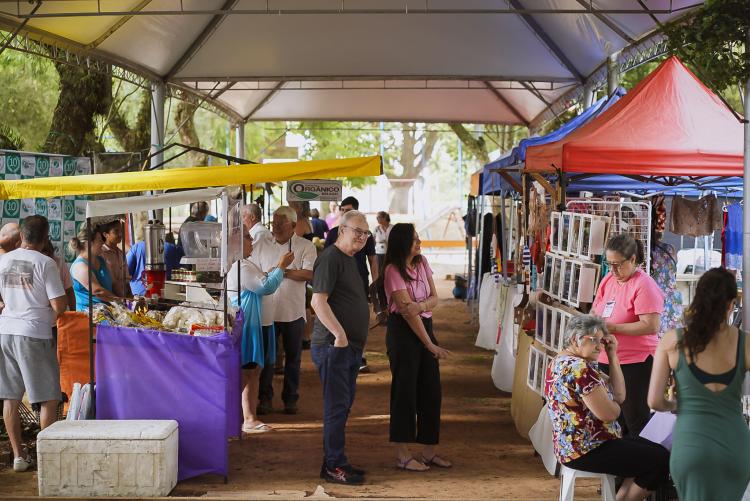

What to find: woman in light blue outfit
left=69, top=225, right=118, bottom=312
left=228, top=229, right=294, bottom=434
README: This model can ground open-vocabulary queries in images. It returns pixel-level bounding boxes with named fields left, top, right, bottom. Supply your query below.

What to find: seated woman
left=69, top=226, right=118, bottom=311
left=546, top=315, right=669, bottom=501
left=227, top=228, right=294, bottom=434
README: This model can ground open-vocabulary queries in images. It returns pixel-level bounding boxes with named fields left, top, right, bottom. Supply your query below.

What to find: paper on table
left=639, top=411, right=677, bottom=450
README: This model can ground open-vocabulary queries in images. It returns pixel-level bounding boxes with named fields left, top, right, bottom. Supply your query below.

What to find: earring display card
left=561, top=260, right=573, bottom=302
left=544, top=306, right=555, bottom=349
left=535, top=304, right=545, bottom=345
left=569, top=261, right=582, bottom=307
left=550, top=255, right=562, bottom=300
left=537, top=352, right=548, bottom=395
left=543, top=253, right=554, bottom=295
left=551, top=212, right=561, bottom=253
left=556, top=311, right=567, bottom=352
left=561, top=213, right=571, bottom=254
left=580, top=215, right=592, bottom=258
left=570, top=213, right=582, bottom=256
left=528, top=348, right=539, bottom=393
left=576, top=263, right=600, bottom=303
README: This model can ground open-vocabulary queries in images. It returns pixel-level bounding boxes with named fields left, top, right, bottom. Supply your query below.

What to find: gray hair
left=274, top=206, right=297, bottom=223
left=562, top=315, right=608, bottom=348
left=340, top=210, right=366, bottom=228
left=242, top=203, right=262, bottom=221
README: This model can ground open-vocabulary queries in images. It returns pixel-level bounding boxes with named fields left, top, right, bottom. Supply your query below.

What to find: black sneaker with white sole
left=320, top=463, right=365, bottom=478
left=321, top=465, right=364, bottom=485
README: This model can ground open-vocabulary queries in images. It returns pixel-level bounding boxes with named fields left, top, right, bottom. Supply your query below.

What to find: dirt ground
left=0, top=279, right=600, bottom=499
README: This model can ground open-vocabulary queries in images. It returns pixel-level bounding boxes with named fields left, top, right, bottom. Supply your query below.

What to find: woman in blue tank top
left=69, top=225, right=118, bottom=311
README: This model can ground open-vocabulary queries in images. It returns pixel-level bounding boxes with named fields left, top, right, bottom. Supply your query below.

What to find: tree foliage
left=0, top=49, right=58, bottom=150
left=663, top=0, right=749, bottom=108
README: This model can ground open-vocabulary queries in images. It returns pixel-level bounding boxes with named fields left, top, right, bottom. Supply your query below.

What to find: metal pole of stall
left=87, top=218, right=95, bottom=418
left=742, top=67, right=750, bottom=330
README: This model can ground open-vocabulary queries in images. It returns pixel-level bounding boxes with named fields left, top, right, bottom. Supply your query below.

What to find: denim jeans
left=311, top=343, right=362, bottom=469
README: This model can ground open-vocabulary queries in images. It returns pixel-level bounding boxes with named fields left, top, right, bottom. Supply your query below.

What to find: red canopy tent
left=524, top=56, right=744, bottom=177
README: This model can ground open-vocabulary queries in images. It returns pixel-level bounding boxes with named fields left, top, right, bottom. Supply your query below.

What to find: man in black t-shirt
left=323, top=196, right=378, bottom=297
left=324, top=196, right=378, bottom=372
left=311, top=209, right=371, bottom=486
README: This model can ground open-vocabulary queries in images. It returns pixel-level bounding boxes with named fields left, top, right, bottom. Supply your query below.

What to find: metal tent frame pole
left=743, top=66, right=749, bottom=330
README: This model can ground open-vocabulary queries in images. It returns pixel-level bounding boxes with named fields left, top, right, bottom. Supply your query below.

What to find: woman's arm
left=71, top=261, right=118, bottom=302
left=581, top=386, right=622, bottom=422
left=391, top=288, right=449, bottom=359
left=255, top=268, right=284, bottom=296
left=647, top=330, right=678, bottom=412
left=602, top=333, right=626, bottom=403
left=606, top=312, right=660, bottom=336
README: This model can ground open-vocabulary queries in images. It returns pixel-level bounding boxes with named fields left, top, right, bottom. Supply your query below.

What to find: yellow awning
left=0, top=156, right=383, bottom=200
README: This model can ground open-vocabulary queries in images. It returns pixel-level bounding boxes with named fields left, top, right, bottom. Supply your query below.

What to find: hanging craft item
left=670, top=194, right=722, bottom=237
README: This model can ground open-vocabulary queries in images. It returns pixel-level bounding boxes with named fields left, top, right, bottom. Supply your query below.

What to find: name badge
left=602, top=300, right=616, bottom=319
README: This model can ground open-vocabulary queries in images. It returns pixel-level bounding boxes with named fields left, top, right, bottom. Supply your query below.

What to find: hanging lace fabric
left=722, top=203, right=742, bottom=272
left=670, top=194, right=723, bottom=237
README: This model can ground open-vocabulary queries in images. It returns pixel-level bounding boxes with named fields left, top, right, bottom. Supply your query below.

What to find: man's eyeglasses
left=342, top=225, right=371, bottom=239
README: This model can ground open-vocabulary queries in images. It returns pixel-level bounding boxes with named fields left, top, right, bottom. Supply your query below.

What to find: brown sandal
left=396, top=457, right=430, bottom=471
left=421, top=454, right=452, bottom=468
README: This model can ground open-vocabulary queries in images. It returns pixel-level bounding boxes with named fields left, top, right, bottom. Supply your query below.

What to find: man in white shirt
left=0, top=216, right=67, bottom=472
left=251, top=206, right=316, bottom=415
left=242, top=203, right=272, bottom=244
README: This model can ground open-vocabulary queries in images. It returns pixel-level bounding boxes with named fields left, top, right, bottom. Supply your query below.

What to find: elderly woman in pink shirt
left=592, top=233, right=664, bottom=436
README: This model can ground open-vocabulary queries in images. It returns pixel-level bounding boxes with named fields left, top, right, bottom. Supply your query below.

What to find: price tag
left=602, top=300, right=616, bottom=319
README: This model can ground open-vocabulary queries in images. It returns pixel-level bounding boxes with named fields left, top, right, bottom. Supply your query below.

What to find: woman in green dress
left=648, top=267, right=750, bottom=500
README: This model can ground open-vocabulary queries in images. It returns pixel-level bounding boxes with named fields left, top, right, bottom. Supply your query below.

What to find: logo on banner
left=63, top=199, right=75, bottom=220
left=35, top=157, right=50, bottom=177
left=63, top=158, right=76, bottom=176
left=5, top=154, right=21, bottom=175
left=3, top=199, right=19, bottom=219
left=287, top=180, right=342, bottom=202
left=49, top=221, right=61, bottom=240
left=35, top=199, right=47, bottom=217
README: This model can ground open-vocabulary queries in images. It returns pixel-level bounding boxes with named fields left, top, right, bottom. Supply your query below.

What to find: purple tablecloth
left=95, top=316, right=241, bottom=481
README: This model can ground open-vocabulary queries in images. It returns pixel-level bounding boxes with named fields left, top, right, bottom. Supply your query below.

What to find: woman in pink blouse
left=592, top=233, right=664, bottom=436
left=383, top=223, right=451, bottom=472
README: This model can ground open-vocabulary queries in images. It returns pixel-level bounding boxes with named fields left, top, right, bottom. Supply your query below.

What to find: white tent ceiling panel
left=0, top=0, right=703, bottom=125
left=96, top=0, right=226, bottom=75
left=242, top=88, right=532, bottom=124
left=15, top=1, right=142, bottom=45
left=174, top=13, right=576, bottom=81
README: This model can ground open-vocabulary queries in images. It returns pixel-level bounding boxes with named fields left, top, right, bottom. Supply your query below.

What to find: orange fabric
left=57, top=312, right=94, bottom=413
left=525, top=57, right=744, bottom=176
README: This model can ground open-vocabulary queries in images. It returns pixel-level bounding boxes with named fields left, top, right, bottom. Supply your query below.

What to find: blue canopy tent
left=480, top=89, right=627, bottom=196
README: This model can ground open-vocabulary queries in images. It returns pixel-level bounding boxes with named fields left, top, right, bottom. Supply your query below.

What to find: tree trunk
left=385, top=124, right=439, bottom=213
left=388, top=182, right=414, bottom=214
left=43, top=62, right=111, bottom=155
left=108, top=92, right=151, bottom=152
left=174, top=95, right=208, bottom=166
left=449, top=123, right=490, bottom=165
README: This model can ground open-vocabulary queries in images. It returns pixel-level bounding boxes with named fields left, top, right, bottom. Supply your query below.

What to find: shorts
left=0, top=334, right=61, bottom=404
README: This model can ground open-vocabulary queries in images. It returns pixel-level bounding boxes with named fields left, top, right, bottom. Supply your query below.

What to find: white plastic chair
left=559, top=465, right=616, bottom=501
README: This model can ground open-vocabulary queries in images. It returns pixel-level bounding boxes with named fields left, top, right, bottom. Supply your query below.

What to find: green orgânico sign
left=287, top=179, right=342, bottom=202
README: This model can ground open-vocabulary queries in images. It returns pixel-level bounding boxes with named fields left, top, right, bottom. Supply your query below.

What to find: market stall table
left=95, top=318, right=242, bottom=481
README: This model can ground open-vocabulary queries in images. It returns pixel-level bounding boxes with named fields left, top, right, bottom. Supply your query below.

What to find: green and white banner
left=0, top=151, right=91, bottom=263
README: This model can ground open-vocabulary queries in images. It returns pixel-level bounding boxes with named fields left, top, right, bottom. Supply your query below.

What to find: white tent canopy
left=0, top=0, right=700, bottom=126
left=86, top=187, right=225, bottom=219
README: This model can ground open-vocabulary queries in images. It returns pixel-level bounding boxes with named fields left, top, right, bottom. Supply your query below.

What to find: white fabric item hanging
left=491, top=285, right=517, bottom=392
left=475, top=273, right=501, bottom=350
left=528, top=404, right=558, bottom=476
left=66, top=382, right=82, bottom=421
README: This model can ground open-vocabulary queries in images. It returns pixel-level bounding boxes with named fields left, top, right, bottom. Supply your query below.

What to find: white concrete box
left=37, top=420, right=178, bottom=497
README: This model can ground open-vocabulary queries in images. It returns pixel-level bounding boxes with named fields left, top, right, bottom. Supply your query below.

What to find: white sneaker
left=13, top=456, right=34, bottom=472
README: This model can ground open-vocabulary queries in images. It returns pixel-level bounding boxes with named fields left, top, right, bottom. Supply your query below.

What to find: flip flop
left=396, top=457, right=429, bottom=472
left=242, top=423, right=271, bottom=434
left=421, top=454, right=452, bottom=468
